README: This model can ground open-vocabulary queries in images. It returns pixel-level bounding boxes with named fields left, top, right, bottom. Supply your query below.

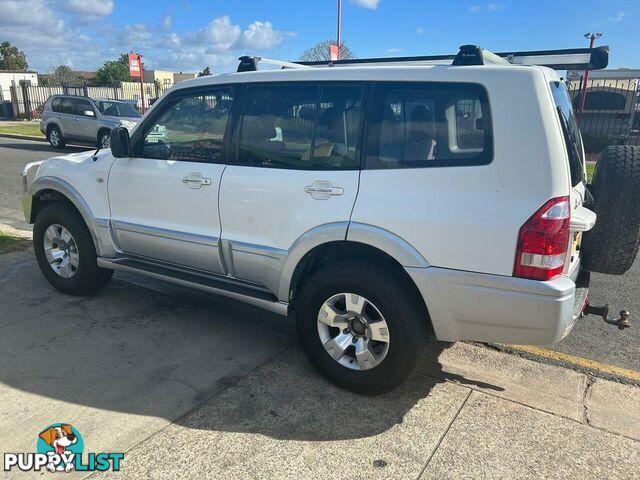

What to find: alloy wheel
left=43, top=224, right=79, bottom=278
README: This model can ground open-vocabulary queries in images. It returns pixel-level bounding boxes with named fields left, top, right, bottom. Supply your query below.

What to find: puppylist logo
left=3, top=423, right=124, bottom=473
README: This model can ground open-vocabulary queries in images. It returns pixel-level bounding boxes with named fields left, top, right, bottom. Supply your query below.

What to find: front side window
left=366, top=83, right=492, bottom=169
left=140, top=88, right=233, bottom=163
left=75, top=99, right=94, bottom=116
left=238, top=84, right=363, bottom=170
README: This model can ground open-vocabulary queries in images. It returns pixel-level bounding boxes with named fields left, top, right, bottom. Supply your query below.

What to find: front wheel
left=33, top=203, right=113, bottom=295
left=47, top=125, right=65, bottom=149
left=295, top=262, right=429, bottom=395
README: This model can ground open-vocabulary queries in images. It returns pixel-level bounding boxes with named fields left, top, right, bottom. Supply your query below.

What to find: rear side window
left=366, top=83, right=492, bottom=169
left=550, top=81, right=584, bottom=186
left=51, top=98, right=61, bottom=113
left=238, top=84, right=363, bottom=170
left=60, top=98, right=75, bottom=115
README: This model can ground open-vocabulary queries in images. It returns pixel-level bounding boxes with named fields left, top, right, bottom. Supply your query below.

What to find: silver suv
left=40, top=95, right=141, bottom=149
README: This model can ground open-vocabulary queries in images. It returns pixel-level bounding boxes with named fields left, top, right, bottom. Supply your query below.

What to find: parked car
left=40, top=95, right=141, bottom=149
left=21, top=46, right=639, bottom=394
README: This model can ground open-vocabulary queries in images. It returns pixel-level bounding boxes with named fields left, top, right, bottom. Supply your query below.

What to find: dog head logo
left=36, top=423, right=84, bottom=472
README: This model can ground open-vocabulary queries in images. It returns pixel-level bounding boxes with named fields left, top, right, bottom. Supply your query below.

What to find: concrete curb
left=0, top=133, right=46, bottom=142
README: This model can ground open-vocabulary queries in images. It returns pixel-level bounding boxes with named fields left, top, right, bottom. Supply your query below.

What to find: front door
left=219, top=83, right=364, bottom=292
left=108, top=87, right=234, bottom=274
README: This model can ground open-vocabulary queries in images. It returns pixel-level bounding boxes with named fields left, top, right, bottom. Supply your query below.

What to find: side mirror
left=110, top=127, right=131, bottom=157
left=83, top=110, right=95, bottom=117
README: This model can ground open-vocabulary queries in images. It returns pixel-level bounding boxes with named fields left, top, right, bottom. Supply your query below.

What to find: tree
left=95, top=60, right=130, bottom=86
left=0, top=41, right=28, bottom=70
left=198, top=66, right=212, bottom=77
left=300, top=39, right=355, bottom=62
left=49, top=65, right=84, bottom=85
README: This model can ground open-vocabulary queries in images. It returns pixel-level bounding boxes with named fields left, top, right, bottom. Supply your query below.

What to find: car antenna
left=92, top=139, right=105, bottom=162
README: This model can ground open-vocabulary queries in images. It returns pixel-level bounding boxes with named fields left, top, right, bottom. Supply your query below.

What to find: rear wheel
left=33, top=203, right=113, bottom=295
left=47, top=125, right=65, bottom=149
left=582, top=146, right=640, bottom=275
left=295, top=262, right=429, bottom=395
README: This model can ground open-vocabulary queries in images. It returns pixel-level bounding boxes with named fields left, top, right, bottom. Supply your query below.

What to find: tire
left=295, top=261, right=429, bottom=395
left=581, top=146, right=640, bottom=275
left=33, top=203, right=113, bottom=295
left=97, top=130, right=111, bottom=148
left=47, top=125, right=65, bottom=149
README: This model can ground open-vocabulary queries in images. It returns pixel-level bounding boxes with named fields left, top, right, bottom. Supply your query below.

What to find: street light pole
left=336, top=0, right=342, bottom=59
left=578, top=32, right=602, bottom=117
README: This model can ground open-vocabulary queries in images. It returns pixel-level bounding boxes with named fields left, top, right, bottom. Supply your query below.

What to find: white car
left=21, top=45, right=639, bottom=394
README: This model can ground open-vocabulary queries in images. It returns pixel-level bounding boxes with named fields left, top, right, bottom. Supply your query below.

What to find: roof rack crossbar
left=296, top=45, right=610, bottom=71
left=237, top=56, right=311, bottom=72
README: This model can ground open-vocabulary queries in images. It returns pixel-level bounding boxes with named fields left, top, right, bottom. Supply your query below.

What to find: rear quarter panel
left=351, top=67, right=570, bottom=276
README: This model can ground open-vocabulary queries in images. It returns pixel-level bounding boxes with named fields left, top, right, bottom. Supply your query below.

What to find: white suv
left=21, top=46, right=639, bottom=394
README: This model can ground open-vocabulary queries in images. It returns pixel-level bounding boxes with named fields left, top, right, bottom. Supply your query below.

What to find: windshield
left=95, top=100, right=141, bottom=118
left=550, top=81, right=584, bottom=186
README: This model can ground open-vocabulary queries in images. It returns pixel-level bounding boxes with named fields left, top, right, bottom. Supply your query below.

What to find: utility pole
left=336, top=0, right=342, bottom=59
left=578, top=32, right=602, bottom=117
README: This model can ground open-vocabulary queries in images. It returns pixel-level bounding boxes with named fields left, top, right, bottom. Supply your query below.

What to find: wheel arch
left=96, top=127, right=111, bottom=144
left=28, top=176, right=113, bottom=256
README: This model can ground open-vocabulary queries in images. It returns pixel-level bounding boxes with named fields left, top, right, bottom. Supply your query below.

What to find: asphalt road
left=0, top=135, right=638, bottom=376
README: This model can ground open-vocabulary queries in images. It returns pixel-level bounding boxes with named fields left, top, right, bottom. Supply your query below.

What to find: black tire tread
left=33, top=203, right=113, bottom=295
left=295, top=260, right=429, bottom=395
left=582, top=146, right=640, bottom=275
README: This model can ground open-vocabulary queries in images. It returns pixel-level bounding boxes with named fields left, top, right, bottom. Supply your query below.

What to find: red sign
left=329, top=44, right=339, bottom=61
left=128, top=53, right=141, bottom=78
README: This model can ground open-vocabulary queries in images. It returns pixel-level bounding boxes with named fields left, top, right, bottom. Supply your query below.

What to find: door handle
left=182, top=172, right=212, bottom=189
left=304, top=180, right=344, bottom=200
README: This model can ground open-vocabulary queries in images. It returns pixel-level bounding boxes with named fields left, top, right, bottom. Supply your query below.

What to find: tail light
left=514, top=196, right=570, bottom=281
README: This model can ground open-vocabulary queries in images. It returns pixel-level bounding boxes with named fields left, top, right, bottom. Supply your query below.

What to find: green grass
left=586, top=163, right=596, bottom=183
left=0, top=230, right=30, bottom=254
left=0, top=124, right=43, bottom=137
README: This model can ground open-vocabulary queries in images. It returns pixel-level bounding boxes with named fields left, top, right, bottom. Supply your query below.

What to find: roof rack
left=294, top=44, right=610, bottom=71
left=237, top=56, right=311, bottom=72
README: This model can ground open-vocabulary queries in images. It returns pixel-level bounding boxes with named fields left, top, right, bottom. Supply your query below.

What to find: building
left=0, top=70, right=38, bottom=102
left=142, top=70, right=197, bottom=90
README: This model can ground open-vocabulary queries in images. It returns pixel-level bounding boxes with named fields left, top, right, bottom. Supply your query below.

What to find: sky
left=1, top=0, right=639, bottom=74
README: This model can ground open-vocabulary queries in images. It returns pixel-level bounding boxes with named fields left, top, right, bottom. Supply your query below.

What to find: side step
left=97, top=256, right=288, bottom=316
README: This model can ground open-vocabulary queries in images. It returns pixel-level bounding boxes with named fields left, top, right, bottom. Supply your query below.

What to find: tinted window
left=51, top=98, right=61, bottom=113
left=366, top=83, right=492, bottom=169
left=551, top=82, right=584, bottom=186
left=96, top=100, right=141, bottom=118
left=238, top=84, right=363, bottom=170
left=141, top=88, right=233, bottom=163
left=60, top=98, right=75, bottom=115
left=572, top=91, right=627, bottom=112
left=75, top=99, right=94, bottom=116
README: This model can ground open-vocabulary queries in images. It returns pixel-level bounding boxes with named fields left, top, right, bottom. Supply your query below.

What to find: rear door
left=108, top=87, right=234, bottom=273
left=218, top=83, right=363, bottom=292
left=57, top=97, right=79, bottom=139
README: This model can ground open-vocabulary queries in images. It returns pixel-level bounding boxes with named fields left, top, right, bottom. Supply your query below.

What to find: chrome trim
left=111, top=220, right=219, bottom=247
left=27, top=176, right=115, bottom=257
left=230, top=240, right=287, bottom=260
left=97, top=257, right=289, bottom=316
left=347, top=222, right=430, bottom=268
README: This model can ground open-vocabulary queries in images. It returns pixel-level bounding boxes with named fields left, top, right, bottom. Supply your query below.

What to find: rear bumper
left=407, top=266, right=583, bottom=345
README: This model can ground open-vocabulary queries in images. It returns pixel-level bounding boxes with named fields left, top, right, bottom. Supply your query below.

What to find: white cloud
left=162, top=15, right=172, bottom=29
left=609, top=11, right=625, bottom=23
left=416, top=25, right=426, bottom=35
left=240, top=21, right=282, bottom=50
left=385, top=48, right=403, bottom=53
left=65, top=0, right=114, bottom=17
left=199, top=15, right=241, bottom=51
left=470, top=3, right=504, bottom=13
left=350, top=0, right=380, bottom=9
